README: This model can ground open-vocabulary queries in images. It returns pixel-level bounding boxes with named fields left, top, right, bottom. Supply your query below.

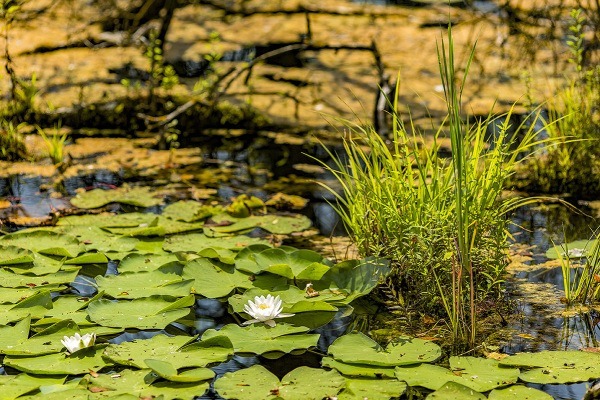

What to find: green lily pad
left=546, top=239, right=597, bottom=259
left=144, top=359, right=215, bottom=382
left=0, top=374, right=66, bottom=399
left=202, top=323, right=319, bottom=356
left=6, top=253, right=65, bottom=276
left=488, top=385, right=553, bottom=399
left=182, top=258, right=286, bottom=298
left=56, top=226, right=140, bottom=253
left=4, top=319, right=78, bottom=355
left=0, top=285, right=65, bottom=304
left=57, top=213, right=157, bottom=228
left=316, top=257, right=391, bottom=303
left=0, top=245, right=34, bottom=265
left=427, top=382, right=486, bottom=400
left=338, top=378, right=407, bottom=400
left=198, top=247, right=237, bottom=264
left=0, top=231, right=83, bottom=258
left=208, top=213, right=312, bottom=235
left=104, top=334, right=233, bottom=369
left=96, top=269, right=192, bottom=299
left=163, top=232, right=269, bottom=253
left=70, top=186, right=163, bottom=209
left=0, top=291, right=53, bottom=324
left=394, top=357, right=520, bottom=392
left=33, top=293, right=102, bottom=327
left=0, top=315, right=31, bottom=354
left=105, top=216, right=206, bottom=237
left=4, top=345, right=111, bottom=374
left=86, top=368, right=210, bottom=399
left=214, top=365, right=280, bottom=400
left=215, top=365, right=345, bottom=400
left=329, top=332, right=441, bottom=367
left=499, top=350, right=600, bottom=384
left=321, top=357, right=396, bottom=378
left=86, top=294, right=194, bottom=329
left=234, top=244, right=274, bottom=274
left=162, top=201, right=220, bottom=222
left=117, top=253, right=181, bottom=273
left=0, top=267, right=80, bottom=288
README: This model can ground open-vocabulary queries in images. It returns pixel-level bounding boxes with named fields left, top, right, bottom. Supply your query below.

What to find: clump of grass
left=557, top=236, right=600, bottom=305
left=520, top=9, right=600, bottom=197
left=317, top=26, right=549, bottom=346
left=37, top=125, right=68, bottom=164
left=0, top=120, right=27, bottom=161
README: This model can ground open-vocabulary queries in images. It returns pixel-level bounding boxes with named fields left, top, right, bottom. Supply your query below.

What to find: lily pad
left=0, top=291, right=53, bottom=324
left=6, top=253, right=65, bottom=276
left=0, top=245, right=35, bottom=265
left=33, top=293, right=103, bottom=327
left=4, top=345, right=111, bottom=374
left=163, top=232, right=269, bottom=252
left=338, top=377, right=407, bottom=400
left=427, top=382, right=486, bottom=400
left=162, top=201, right=220, bottom=222
left=329, top=332, right=441, bottom=367
left=182, top=258, right=286, bottom=298
left=86, top=368, right=210, bottom=399
left=394, top=357, right=520, bottom=392
left=0, top=374, right=66, bottom=399
left=215, top=365, right=345, bottom=400
left=144, top=358, right=215, bottom=382
left=57, top=226, right=140, bottom=253
left=86, top=294, right=194, bottom=329
left=488, top=385, right=553, bottom=399
left=0, top=285, right=65, bottom=304
left=96, top=269, right=192, bottom=299
left=545, top=239, right=597, bottom=259
left=4, top=319, right=78, bottom=355
left=208, top=213, right=312, bottom=235
left=0, top=231, right=83, bottom=258
left=0, top=267, right=80, bottom=288
left=321, top=357, right=396, bottom=378
left=202, top=323, right=319, bottom=356
left=70, top=186, right=163, bottom=209
left=499, top=350, right=600, bottom=384
left=251, top=248, right=330, bottom=280
left=0, top=316, right=31, bottom=354
left=117, top=253, right=181, bottom=273
left=57, top=213, right=156, bottom=228
left=104, top=334, right=233, bottom=369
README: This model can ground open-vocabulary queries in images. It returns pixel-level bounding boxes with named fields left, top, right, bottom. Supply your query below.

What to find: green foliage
left=317, top=27, right=547, bottom=344
left=0, top=120, right=27, bottom=161
left=521, top=10, right=600, bottom=197
left=36, top=126, right=68, bottom=165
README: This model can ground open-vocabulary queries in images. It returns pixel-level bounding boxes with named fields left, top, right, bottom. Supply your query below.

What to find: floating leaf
left=0, top=374, right=66, bottom=399
left=0, top=267, right=80, bottom=288
left=63, top=252, right=108, bottom=265
left=96, top=270, right=192, bottom=299
left=237, top=247, right=330, bottom=280
left=0, top=231, right=83, bottom=258
left=144, top=359, right=215, bottom=382
left=321, top=357, right=396, bottom=378
left=104, top=334, right=233, bottom=369
left=215, top=365, right=345, bottom=400
left=208, top=213, right=312, bottom=235
left=488, top=385, right=553, bottom=399
left=57, top=213, right=156, bottom=228
left=545, top=239, right=596, bottom=259
left=162, top=201, right=220, bottom=222
left=182, top=258, right=286, bottom=298
left=198, top=247, right=236, bottom=264
left=106, top=216, right=206, bottom=237
left=0, top=316, right=31, bottom=354
left=0, top=245, right=34, bottom=265
left=4, top=319, right=78, bottom=355
left=56, top=226, right=140, bottom=253
left=86, top=294, right=194, bottom=329
left=214, top=365, right=280, bottom=400
left=426, top=381, right=486, bottom=400
left=394, top=357, right=520, bottom=392
left=0, top=285, right=65, bottom=304
left=202, top=323, right=319, bottom=356
left=499, top=350, right=600, bottom=384
left=163, top=232, right=269, bottom=253
left=338, top=378, right=407, bottom=400
left=7, top=253, right=64, bottom=276
left=0, top=291, right=53, bottom=324
left=4, top=345, right=111, bottom=375
left=70, top=186, right=163, bottom=209
left=117, top=253, right=181, bottom=273
left=330, top=332, right=441, bottom=367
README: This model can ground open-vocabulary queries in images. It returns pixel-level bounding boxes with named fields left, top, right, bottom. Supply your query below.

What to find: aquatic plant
left=60, top=332, right=96, bottom=355
left=317, top=26, right=549, bottom=345
left=242, top=294, right=295, bottom=327
left=36, top=125, right=68, bottom=165
left=0, top=119, right=27, bottom=161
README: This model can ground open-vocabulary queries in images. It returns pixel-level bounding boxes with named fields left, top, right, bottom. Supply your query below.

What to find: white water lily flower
left=61, top=332, right=96, bottom=354
left=242, top=294, right=294, bottom=327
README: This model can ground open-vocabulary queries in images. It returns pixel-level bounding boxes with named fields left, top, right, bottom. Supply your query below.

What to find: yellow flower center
left=258, top=304, right=270, bottom=310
